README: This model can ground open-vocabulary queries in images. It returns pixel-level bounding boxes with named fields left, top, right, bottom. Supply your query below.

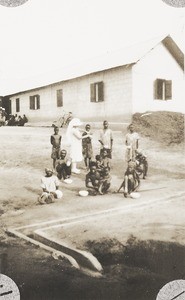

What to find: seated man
left=100, top=149, right=111, bottom=170
left=99, top=167, right=111, bottom=195
left=135, top=150, right=148, bottom=179
left=85, top=162, right=102, bottom=195
left=22, top=114, right=28, bottom=124
left=56, top=149, right=72, bottom=183
left=117, top=161, right=140, bottom=198
left=38, top=168, right=63, bottom=204
left=17, top=116, right=24, bottom=126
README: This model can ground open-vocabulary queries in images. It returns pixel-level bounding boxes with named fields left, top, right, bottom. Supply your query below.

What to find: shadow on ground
left=1, top=235, right=185, bottom=300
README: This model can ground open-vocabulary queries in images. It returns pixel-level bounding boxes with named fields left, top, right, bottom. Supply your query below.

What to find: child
left=85, top=162, right=101, bottom=195
left=100, top=149, right=111, bottom=170
left=82, top=124, right=93, bottom=169
left=135, top=150, right=148, bottom=179
left=125, top=123, right=140, bottom=163
left=50, top=127, right=62, bottom=169
left=99, top=120, right=113, bottom=159
left=117, top=161, right=140, bottom=197
left=56, top=149, right=72, bottom=183
left=99, top=167, right=111, bottom=195
left=38, top=168, right=63, bottom=204
left=95, top=155, right=104, bottom=173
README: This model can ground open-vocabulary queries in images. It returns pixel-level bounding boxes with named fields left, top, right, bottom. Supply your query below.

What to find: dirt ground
left=0, top=125, right=185, bottom=300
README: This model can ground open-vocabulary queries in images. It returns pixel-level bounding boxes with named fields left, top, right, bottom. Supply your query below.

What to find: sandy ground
left=0, top=125, right=185, bottom=300
left=0, top=126, right=184, bottom=227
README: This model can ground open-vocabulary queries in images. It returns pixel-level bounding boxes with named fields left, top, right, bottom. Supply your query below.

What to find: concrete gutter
left=7, top=190, right=185, bottom=277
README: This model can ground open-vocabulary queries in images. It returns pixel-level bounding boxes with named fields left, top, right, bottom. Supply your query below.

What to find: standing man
left=50, top=127, right=62, bottom=169
left=99, top=120, right=113, bottom=160
left=125, top=123, right=139, bottom=163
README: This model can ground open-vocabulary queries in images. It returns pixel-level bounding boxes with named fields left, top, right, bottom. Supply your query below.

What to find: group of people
left=7, top=114, right=28, bottom=126
left=38, top=118, right=148, bottom=204
left=0, top=109, right=28, bottom=127
left=0, top=107, right=7, bottom=126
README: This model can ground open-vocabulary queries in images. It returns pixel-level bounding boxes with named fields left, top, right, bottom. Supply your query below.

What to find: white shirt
left=125, top=132, right=139, bottom=150
left=41, top=175, right=59, bottom=193
left=99, top=128, right=113, bottom=149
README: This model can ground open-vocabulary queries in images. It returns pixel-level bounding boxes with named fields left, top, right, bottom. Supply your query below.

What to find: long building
left=1, top=35, right=184, bottom=123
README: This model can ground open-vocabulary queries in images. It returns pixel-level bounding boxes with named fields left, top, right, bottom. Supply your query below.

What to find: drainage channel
left=7, top=191, right=185, bottom=277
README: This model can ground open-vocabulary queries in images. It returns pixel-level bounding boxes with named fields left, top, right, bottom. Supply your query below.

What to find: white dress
left=70, top=128, right=83, bottom=162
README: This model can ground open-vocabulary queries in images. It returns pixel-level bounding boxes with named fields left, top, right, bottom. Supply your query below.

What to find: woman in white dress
left=66, top=118, right=91, bottom=174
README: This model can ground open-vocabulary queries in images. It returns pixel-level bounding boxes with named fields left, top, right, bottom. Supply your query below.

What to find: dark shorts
left=51, top=147, right=60, bottom=159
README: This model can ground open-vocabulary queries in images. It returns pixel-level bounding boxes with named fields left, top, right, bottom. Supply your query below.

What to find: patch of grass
left=85, top=238, right=126, bottom=265
left=132, top=111, right=184, bottom=145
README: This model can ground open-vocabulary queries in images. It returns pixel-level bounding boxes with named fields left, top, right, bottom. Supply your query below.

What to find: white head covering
left=70, top=118, right=82, bottom=127
left=66, top=118, right=82, bottom=144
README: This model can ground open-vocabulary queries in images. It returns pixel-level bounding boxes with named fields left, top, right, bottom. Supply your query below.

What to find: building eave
left=5, top=64, right=134, bottom=98
left=162, top=35, right=184, bottom=70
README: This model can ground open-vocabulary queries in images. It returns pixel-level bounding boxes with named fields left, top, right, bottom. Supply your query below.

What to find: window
left=90, top=81, right=104, bottom=102
left=56, top=89, right=63, bottom=107
left=154, top=79, right=172, bottom=100
left=29, top=95, right=40, bottom=110
left=16, top=98, right=20, bottom=112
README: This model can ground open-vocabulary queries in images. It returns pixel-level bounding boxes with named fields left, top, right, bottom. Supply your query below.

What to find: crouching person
left=85, top=162, right=102, bottom=195
left=117, top=162, right=140, bottom=198
left=56, top=149, right=72, bottom=183
left=98, top=167, right=111, bottom=195
left=38, top=168, right=63, bottom=204
left=135, top=150, right=148, bottom=179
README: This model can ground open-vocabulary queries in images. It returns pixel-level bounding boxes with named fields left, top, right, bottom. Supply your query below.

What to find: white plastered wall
left=10, top=65, right=133, bottom=123
left=132, top=43, right=184, bottom=114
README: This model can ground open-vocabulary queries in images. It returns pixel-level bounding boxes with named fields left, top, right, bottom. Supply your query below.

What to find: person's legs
left=45, top=193, right=55, bottom=204
left=99, top=180, right=110, bottom=194
left=107, top=149, right=112, bottom=159
left=51, top=148, right=58, bottom=169
left=56, top=164, right=63, bottom=180
left=103, top=181, right=111, bottom=193
left=38, top=192, right=49, bottom=204
left=124, top=175, right=128, bottom=195
left=65, top=164, right=71, bottom=178
left=128, top=175, right=135, bottom=194
left=84, top=157, right=88, bottom=168
left=53, top=159, right=56, bottom=169
left=87, top=158, right=92, bottom=169
left=60, top=163, right=67, bottom=179
left=72, top=162, right=80, bottom=174
left=143, top=161, right=148, bottom=179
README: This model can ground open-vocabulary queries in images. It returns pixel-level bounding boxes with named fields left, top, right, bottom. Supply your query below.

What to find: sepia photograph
left=0, top=0, right=184, bottom=299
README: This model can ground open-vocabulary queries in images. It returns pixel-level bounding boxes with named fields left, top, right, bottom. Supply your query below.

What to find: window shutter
left=36, top=95, right=40, bottom=109
left=57, top=89, right=63, bottom=107
left=90, top=83, right=96, bottom=102
left=154, top=80, right=158, bottom=99
left=165, top=80, right=172, bottom=100
left=154, top=79, right=163, bottom=99
left=30, top=96, right=34, bottom=109
left=16, top=98, right=20, bottom=112
left=98, top=81, right=104, bottom=102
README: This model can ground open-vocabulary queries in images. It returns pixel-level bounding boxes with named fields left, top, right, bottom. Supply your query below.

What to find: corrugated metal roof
left=2, top=34, right=184, bottom=96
